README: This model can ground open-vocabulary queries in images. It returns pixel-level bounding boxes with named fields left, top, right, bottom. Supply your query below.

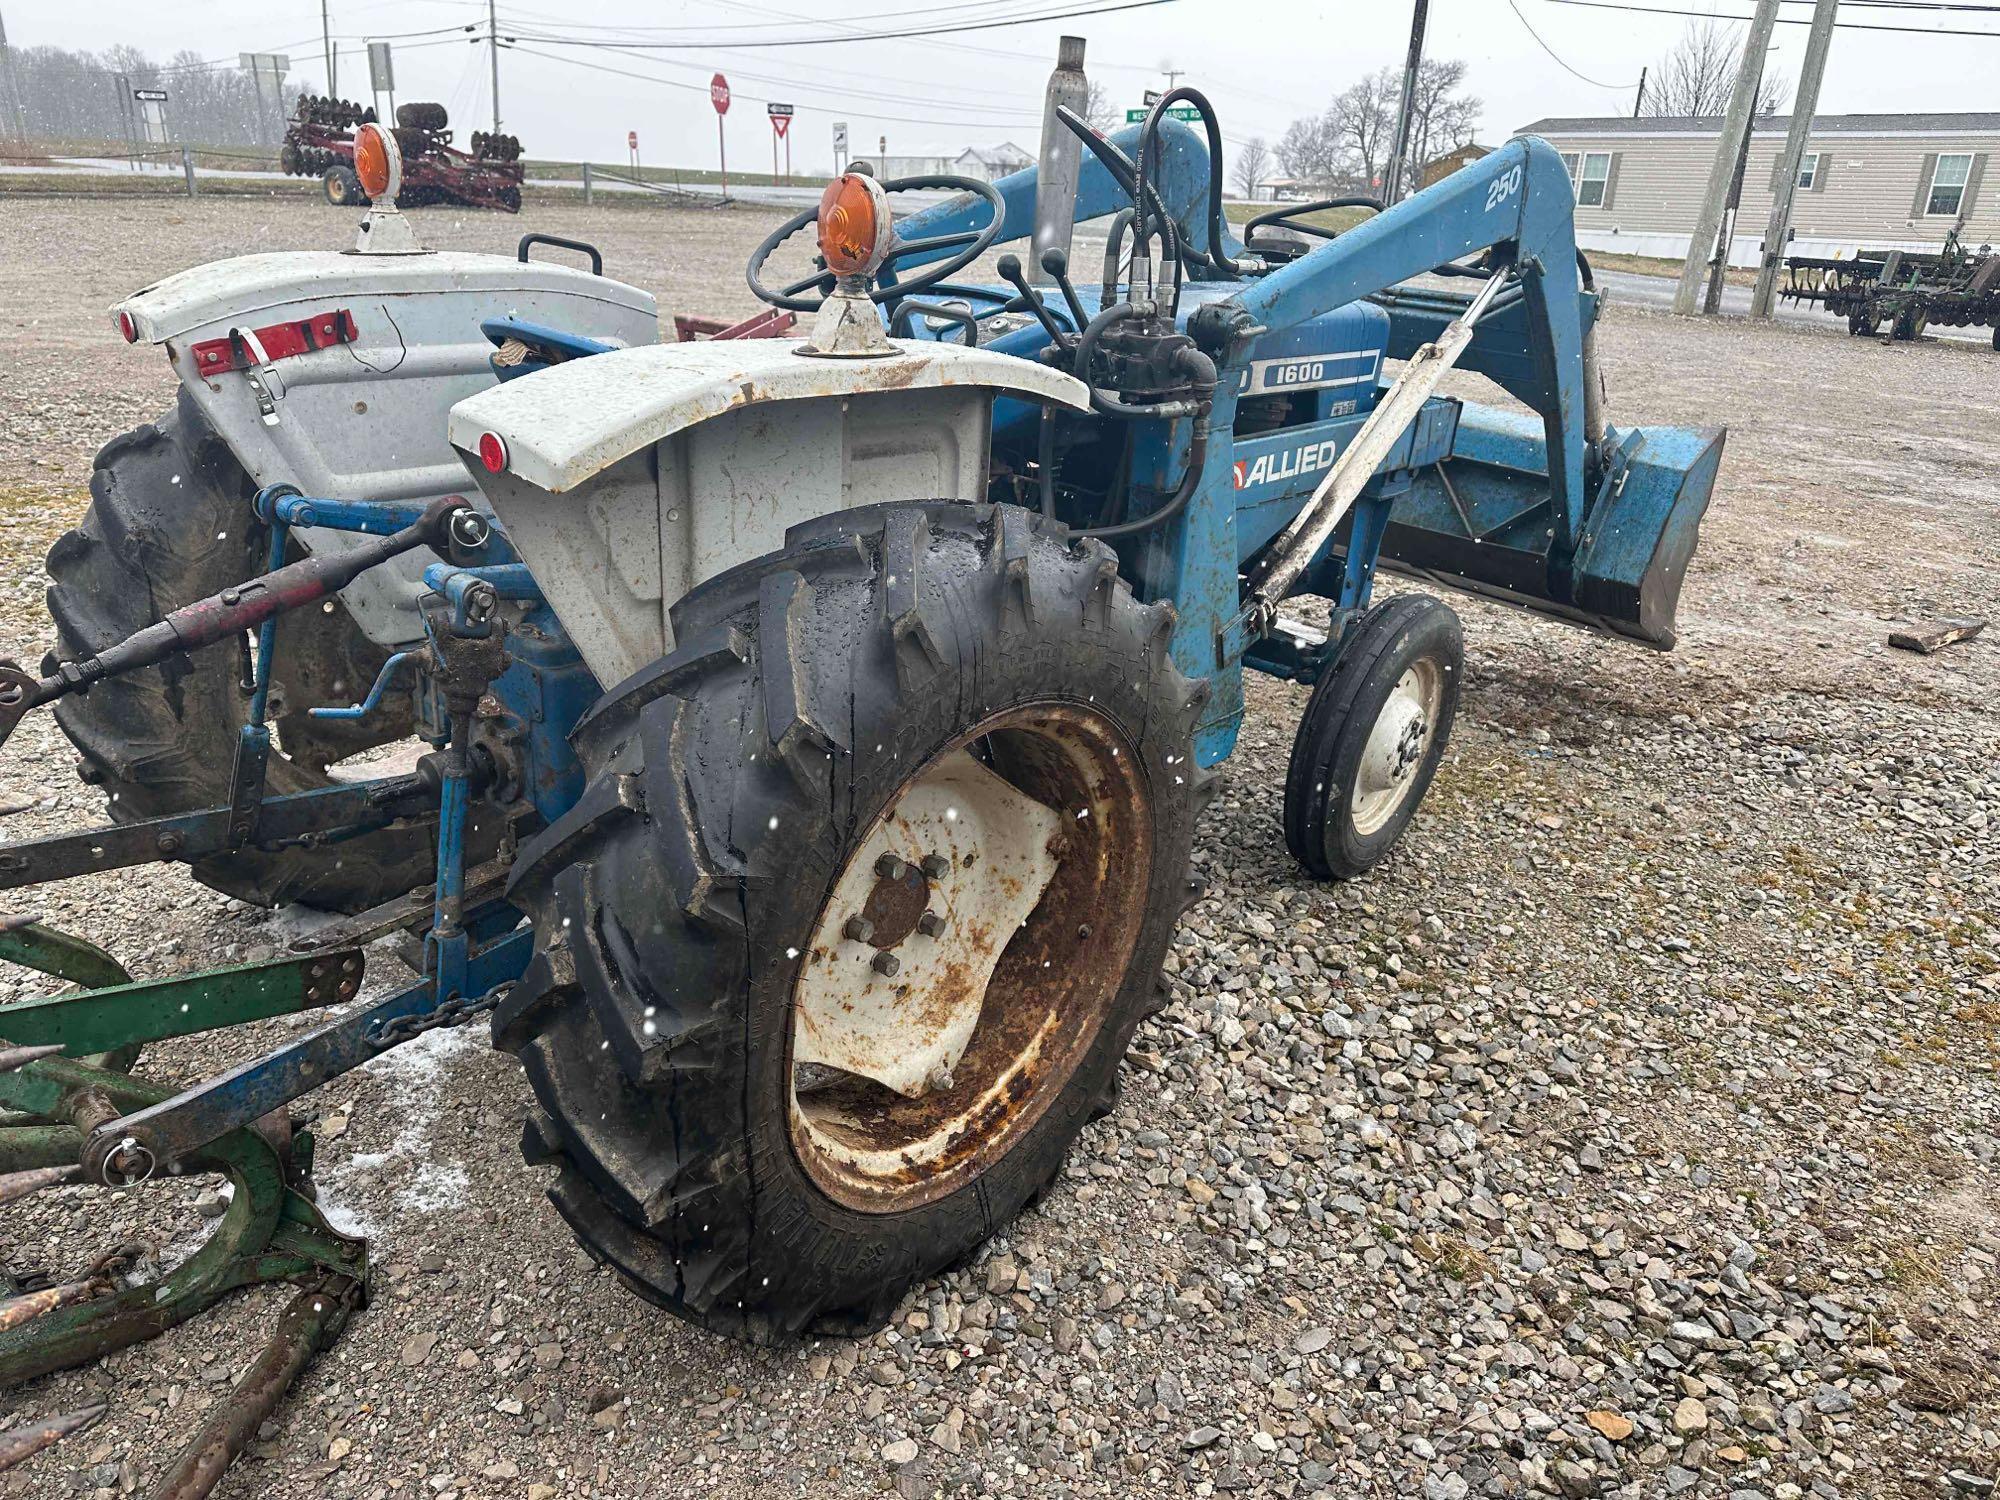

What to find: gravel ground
left=0, top=193, right=1995, bottom=1500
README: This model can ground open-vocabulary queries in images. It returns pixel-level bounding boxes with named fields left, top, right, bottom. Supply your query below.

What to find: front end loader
left=0, top=90, right=1721, bottom=1491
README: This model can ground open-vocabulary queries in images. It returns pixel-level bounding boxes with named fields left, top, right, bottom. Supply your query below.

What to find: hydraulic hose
left=1133, top=87, right=1240, bottom=276
left=1070, top=343, right=1219, bottom=539
left=1101, top=206, right=1136, bottom=304
left=1073, top=304, right=1202, bottom=420
left=1036, top=404, right=1058, bottom=520
left=1074, top=425, right=1210, bottom=540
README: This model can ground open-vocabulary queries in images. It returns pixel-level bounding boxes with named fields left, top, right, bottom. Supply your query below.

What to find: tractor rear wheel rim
left=1351, top=661, right=1442, bottom=837
left=787, top=703, right=1150, bottom=1214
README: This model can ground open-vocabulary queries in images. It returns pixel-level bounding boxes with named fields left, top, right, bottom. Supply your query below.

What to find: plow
left=282, top=94, right=525, bottom=212
left=0, top=55, right=1722, bottom=1493
left=1782, top=229, right=2000, bottom=347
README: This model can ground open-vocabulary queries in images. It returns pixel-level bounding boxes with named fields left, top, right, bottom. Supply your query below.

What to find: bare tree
left=1642, top=20, right=1790, bottom=118
left=1278, top=111, right=1345, bottom=190
left=1330, top=69, right=1399, bottom=193
left=1084, top=80, right=1119, bottom=133
left=1232, top=136, right=1271, bottom=200
left=1400, top=58, right=1482, bottom=196
left=10, top=43, right=303, bottom=148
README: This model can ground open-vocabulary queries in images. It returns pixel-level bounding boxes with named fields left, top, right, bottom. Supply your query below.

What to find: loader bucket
left=1377, top=406, right=1724, bottom=648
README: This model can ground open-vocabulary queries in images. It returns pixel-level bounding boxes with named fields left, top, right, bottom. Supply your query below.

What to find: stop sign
left=627, top=130, right=637, bottom=150
left=710, top=73, right=731, bottom=114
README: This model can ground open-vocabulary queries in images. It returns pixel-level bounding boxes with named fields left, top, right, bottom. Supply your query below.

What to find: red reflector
left=116, top=311, right=138, bottom=343
left=477, top=432, right=509, bottom=474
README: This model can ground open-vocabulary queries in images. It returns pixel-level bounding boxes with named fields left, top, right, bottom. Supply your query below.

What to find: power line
left=682, top=0, right=1169, bottom=71
left=1508, top=0, right=1639, bottom=87
left=499, top=0, right=1182, bottom=51
left=508, top=43, right=1059, bottom=128
left=1547, top=0, right=2000, bottom=35
left=547, top=36, right=1044, bottom=120
left=493, top=0, right=1076, bottom=33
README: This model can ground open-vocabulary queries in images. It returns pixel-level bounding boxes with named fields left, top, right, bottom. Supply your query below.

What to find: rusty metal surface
left=0, top=1280, right=98, bottom=1336
left=0, top=1042, right=64, bottom=1075
left=0, top=1402, right=106, bottom=1473
left=148, top=1273, right=362, bottom=1500
left=789, top=704, right=1151, bottom=1213
left=795, top=750, right=1061, bottom=1102
left=0, top=1163, right=80, bottom=1208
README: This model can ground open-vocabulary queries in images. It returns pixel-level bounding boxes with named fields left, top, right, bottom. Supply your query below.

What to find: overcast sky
left=11, top=0, right=1996, bottom=173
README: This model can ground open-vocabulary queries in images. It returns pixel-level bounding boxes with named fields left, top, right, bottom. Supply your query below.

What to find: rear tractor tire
left=395, top=101, right=449, bottom=133
left=1283, top=594, right=1462, bottom=880
left=322, top=165, right=365, bottom=207
left=44, top=388, right=432, bottom=912
left=496, top=502, right=1204, bottom=1343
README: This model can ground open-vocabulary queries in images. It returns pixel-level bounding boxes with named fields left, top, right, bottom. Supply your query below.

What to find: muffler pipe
left=1032, top=36, right=1088, bottom=286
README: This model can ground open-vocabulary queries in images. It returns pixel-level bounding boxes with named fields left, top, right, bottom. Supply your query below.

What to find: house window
left=1560, top=151, right=1581, bottom=184
left=1797, top=152, right=1820, bottom=190
left=1926, top=153, right=1972, bottom=215
left=1576, top=151, right=1613, bottom=208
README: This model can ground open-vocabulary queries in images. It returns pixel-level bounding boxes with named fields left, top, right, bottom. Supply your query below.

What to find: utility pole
left=1672, top=0, right=1781, bottom=315
left=0, top=9, right=28, bottom=141
left=1632, top=65, right=1647, bottom=119
left=1703, top=66, right=1762, bottom=315
left=1381, top=0, right=1430, bottom=206
left=321, top=0, right=336, bottom=96
left=488, top=0, right=501, bottom=136
left=1751, top=0, right=1839, bottom=318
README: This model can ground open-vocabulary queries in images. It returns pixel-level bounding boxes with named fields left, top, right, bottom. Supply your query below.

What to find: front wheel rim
left=1350, top=660, right=1443, bottom=837
left=787, top=703, right=1151, bottom=1215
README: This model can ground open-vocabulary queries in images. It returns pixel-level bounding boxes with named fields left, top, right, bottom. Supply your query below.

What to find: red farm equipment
left=281, top=97, right=525, bottom=213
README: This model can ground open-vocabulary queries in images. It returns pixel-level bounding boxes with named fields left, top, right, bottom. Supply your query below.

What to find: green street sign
left=1126, top=106, right=1201, bottom=123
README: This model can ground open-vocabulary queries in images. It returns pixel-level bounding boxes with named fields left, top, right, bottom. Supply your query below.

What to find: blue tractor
left=0, top=87, right=1719, bottom=1480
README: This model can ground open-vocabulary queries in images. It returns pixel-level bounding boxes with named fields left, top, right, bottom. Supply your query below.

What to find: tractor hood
left=114, top=250, right=656, bottom=345
left=447, top=338, right=1090, bottom=494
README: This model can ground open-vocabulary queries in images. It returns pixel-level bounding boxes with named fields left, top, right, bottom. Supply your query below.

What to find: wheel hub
left=791, top=750, right=1061, bottom=1101
left=1351, top=663, right=1443, bottom=837
left=786, top=705, right=1151, bottom=1214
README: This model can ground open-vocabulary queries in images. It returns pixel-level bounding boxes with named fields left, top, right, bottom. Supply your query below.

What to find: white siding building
left=867, top=143, right=1034, bottom=184
left=1517, top=112, right=1998, bottom=265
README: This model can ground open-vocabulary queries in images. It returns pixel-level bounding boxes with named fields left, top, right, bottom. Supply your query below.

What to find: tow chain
left=364, top=984, right=511, bottom=1052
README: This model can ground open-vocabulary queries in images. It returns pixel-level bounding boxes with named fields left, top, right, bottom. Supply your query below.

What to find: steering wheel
left=746, top=174, right=1008, bottom=314
left=1242, top=197, right=1383, bottom=257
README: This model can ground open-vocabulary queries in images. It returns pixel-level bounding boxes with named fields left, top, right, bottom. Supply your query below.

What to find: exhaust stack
left=1031, top=36, right=1089, bottom=285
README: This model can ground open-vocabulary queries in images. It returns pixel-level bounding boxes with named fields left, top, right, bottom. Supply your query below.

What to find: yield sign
left=710, top=73, right=731, bottom=114
left=771, top=115, right=790, bottom=139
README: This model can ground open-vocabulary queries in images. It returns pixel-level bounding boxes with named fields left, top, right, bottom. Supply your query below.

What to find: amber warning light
left=354, top=121, right=402, bottom=203
left=817, top=173, right=893, bottom=278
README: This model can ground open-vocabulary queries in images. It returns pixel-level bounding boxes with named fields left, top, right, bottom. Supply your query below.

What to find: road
left=1595, top=265, right=1992, bottom=346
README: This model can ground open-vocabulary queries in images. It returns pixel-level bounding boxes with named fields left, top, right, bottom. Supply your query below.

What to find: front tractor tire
left=1283, top=594, right=1462, bottom=880
left=44, top=389, right=432, bottom=911
left=497, top=503, right=1204, bottom=1343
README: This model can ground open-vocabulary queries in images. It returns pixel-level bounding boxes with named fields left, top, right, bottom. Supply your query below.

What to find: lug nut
left=875, top=853, right=911, bottom=881
left=871, top=951, right=901, bottom=977
left=917, top=910, right=947, bottom=938
left=920, top=853, right=950, bottom=880
left=843, top=915, right=875, bottom=943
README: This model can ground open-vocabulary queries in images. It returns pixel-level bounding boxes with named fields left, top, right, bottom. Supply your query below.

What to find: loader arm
left=1199, top=136, right=1592, bottom=562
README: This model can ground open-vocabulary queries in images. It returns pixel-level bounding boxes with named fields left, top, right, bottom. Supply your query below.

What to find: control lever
left=996, top=254, right=1074, bottom=349
left=1038, top=248, right=1091, bottom=331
